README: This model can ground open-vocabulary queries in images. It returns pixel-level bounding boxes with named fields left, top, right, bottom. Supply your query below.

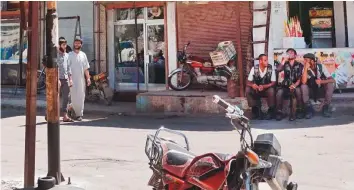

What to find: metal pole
left=24, top=1, right=39, bottom=187
left=134, top=3, right=140, bottom=91
left=45, top=1, right=64, bottom=184
left=19, top=1, right=25, bottom=86
left=236, top=3, right=244, bottom=97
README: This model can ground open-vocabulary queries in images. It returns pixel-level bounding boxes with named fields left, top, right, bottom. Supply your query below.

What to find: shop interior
left=288, top=1, right=336, bottom=48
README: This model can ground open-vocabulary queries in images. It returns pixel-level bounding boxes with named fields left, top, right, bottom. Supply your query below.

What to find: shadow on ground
left=59, top=109, right=354, bottom=131
left=3, top=107, right=354, bottom=131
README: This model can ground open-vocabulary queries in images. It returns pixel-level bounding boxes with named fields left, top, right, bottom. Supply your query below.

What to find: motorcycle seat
left=214, top=153, right=233, bottom=162
left=165, top=142, right=195, bottom=166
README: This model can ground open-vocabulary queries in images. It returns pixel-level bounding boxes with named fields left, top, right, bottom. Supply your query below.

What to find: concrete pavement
left=1, top=107, right=354, bottom=190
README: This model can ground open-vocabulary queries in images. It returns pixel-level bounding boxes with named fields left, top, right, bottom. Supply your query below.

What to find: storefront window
left=147, top=6, right=164, bottom=20
left=114, top=24, right=145, bottom=83
left=116, top=8, right=144, bottom=20
left=114, top=6, right=166, bottom=90
left=147, top=25, right=165, bottom=84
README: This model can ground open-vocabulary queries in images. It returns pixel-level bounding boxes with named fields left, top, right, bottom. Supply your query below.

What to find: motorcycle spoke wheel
left=168, top=70, right=192, bottom=91
left=37, top=72, right=46, bottom=91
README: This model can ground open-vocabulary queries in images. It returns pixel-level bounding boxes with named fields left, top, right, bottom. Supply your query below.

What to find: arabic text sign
left=274, top=48, right=354, bottom=89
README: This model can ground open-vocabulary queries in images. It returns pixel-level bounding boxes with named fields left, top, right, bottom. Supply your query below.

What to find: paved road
left=1, top=108, right=354, bottom=190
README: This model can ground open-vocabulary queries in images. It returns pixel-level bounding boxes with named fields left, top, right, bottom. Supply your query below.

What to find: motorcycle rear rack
left=145, top=126, right=190, bottom=163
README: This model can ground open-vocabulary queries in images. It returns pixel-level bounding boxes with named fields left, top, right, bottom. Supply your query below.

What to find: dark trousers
left=276, top=86, right=302, bottom=111
left=60, top=79, right=70, bottom=114
left=246, top=86, right=275, bottom=108
left=301, top=83, right=334, bottom=106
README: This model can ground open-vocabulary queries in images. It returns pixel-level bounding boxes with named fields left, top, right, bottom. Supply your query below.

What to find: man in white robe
left=68, top=37, right=91, bottom=121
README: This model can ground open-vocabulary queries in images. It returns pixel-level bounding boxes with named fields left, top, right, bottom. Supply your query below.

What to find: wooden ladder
left=248, top=1, right=272, bottom=66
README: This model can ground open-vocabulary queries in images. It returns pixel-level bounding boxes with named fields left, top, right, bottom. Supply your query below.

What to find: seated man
left=301, top=53, right=335, bottom=118
left=246, top=54, right=276, bottom=120
left=275, top=48, right=304, bottom=121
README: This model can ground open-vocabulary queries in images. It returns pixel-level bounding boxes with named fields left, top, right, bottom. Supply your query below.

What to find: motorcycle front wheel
left=168, top=70, right=192, bottom=91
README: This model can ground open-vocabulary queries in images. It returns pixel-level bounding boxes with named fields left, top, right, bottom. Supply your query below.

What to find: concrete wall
left=57, top=1, right=94, bottom=61
left=333, top=1, right=346, bottom=47
left=347, top=1, right=354, bottom=47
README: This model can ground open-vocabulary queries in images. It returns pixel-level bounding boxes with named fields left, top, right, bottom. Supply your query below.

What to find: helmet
left=74, top=36, right=83, bottom=44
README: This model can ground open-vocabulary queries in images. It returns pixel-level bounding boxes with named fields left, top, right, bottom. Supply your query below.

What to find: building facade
left=1, top=1, right=354, bottom=91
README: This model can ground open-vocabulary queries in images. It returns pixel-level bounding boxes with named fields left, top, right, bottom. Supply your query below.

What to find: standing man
left=58, top=38, right=73, bottom=122
left=275, top=48, right=304, bottom=121
left=44, top=38, right=73, bottom=122
left=301, top=53, right=335, bottom=118
left=59, top=36, right=72, bottom=53
left=246, top=54, right=276, bottom=120
left=68, top=37, right=91, bottom=121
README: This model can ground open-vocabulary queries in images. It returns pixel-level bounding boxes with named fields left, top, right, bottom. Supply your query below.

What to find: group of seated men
left=246, top=48, right=335, bottom=121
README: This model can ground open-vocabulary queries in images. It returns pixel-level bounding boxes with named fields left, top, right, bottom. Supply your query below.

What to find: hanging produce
left=284, top=16, right=303, bottom=37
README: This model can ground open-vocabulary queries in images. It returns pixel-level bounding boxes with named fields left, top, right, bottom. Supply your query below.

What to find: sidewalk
left=1, top=88, right=137, bottom=116
left=2, top=87, right=354, bottom=116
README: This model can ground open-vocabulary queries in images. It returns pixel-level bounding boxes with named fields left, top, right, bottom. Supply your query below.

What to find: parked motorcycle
left=85, top=59, right=114, bottom=106
left=37, top=58, right=47, bottom=91
left=168, top=42, right=233, bottom=91
left=145, top=95, right=298, bottom=190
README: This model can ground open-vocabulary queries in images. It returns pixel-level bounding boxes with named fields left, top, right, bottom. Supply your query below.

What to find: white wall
left=333, top=1, right=346, bottom=47
left=347, top=1, right=354, bottom=47
left=57, top=1, right=94, bottom=61
left=253, top=1, right=288, bottom=65
left=167, top=2, right=177, bottom=77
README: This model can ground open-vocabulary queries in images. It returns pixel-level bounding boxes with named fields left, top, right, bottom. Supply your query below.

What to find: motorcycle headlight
left=264, top=155, right=292, bottom=190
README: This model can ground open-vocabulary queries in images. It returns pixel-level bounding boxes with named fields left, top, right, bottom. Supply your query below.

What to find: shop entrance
left=288, top=1, right=335, bottom=48
left=114, top=6, right=166, bottom=92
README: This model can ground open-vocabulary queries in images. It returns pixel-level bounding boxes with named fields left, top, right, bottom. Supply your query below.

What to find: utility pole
left=24, top=1, right=39, bottom=187
left=45, top=1, right=64, bottom=184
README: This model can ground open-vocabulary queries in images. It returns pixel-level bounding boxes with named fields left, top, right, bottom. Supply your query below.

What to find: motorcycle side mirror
left=187, top=41, right=191, bottom=46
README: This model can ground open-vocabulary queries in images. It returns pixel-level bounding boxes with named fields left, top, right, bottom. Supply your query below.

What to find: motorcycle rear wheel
left=168, top=70, right=192, bottom=91
left=100, top=88, right=113, bottom=106
left=37, top=71, right=46, bottom=91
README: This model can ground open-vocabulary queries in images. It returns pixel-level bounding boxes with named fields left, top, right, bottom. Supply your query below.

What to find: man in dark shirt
left=301, top=53, right=335, bottom=118
left=275, top=48, right=304, bottom=121
left=246, top=54, right=276, bottom=120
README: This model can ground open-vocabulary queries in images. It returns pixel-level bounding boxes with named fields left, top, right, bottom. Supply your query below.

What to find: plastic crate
left=209, top=50, right=229, bottom=66
left=218, top=41, right=236, bottom=60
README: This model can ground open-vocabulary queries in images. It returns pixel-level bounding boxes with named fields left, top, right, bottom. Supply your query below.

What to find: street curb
left=1, top=102, right=224, bottom=118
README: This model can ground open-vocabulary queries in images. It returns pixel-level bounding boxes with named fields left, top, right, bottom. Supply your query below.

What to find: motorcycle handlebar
left=212, top=95, right=244, bottom=116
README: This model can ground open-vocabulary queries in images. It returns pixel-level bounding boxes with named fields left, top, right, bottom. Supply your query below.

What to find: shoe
left=264, top=107, right=275, bottom=120
left=275, top=110, right=283, bottom=121
left=322, top=105, right=331, bottom=118
left=289, top=114, right=296, bottom=121
left=251, top=107, right=260, bottom=120
left=76, top=116, right=83, bottom=121
left=305, top=104, right=313, bottom=119
left=296, top=107, right=305, bottom=119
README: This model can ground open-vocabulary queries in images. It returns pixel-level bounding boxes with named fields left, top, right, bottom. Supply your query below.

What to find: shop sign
left=309, top=9, right=333, bottom=18
left=274, top=48, right=354, bottom=89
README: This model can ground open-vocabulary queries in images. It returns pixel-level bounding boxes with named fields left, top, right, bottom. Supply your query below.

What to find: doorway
left=114, top=6, right=166, bottom=92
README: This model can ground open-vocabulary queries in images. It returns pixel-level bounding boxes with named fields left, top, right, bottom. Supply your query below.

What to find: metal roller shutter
left=176, top=1, right=253, bottom=73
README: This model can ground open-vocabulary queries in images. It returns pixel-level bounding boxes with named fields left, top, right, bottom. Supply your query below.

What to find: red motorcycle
left=145, top=95, right=298, bottom=190
left=167, top=42, right=233, bottom=91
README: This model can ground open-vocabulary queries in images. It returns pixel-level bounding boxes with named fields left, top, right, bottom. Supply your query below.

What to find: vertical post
left=236, top=3, right=244, bottom=97
left=45, top=1, right=64, bottom=184
left=24, top=1, right=39, bottom=188
left=19, top=1, right=26, bottom=86
left=134, top=3, right=140, bottom=91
